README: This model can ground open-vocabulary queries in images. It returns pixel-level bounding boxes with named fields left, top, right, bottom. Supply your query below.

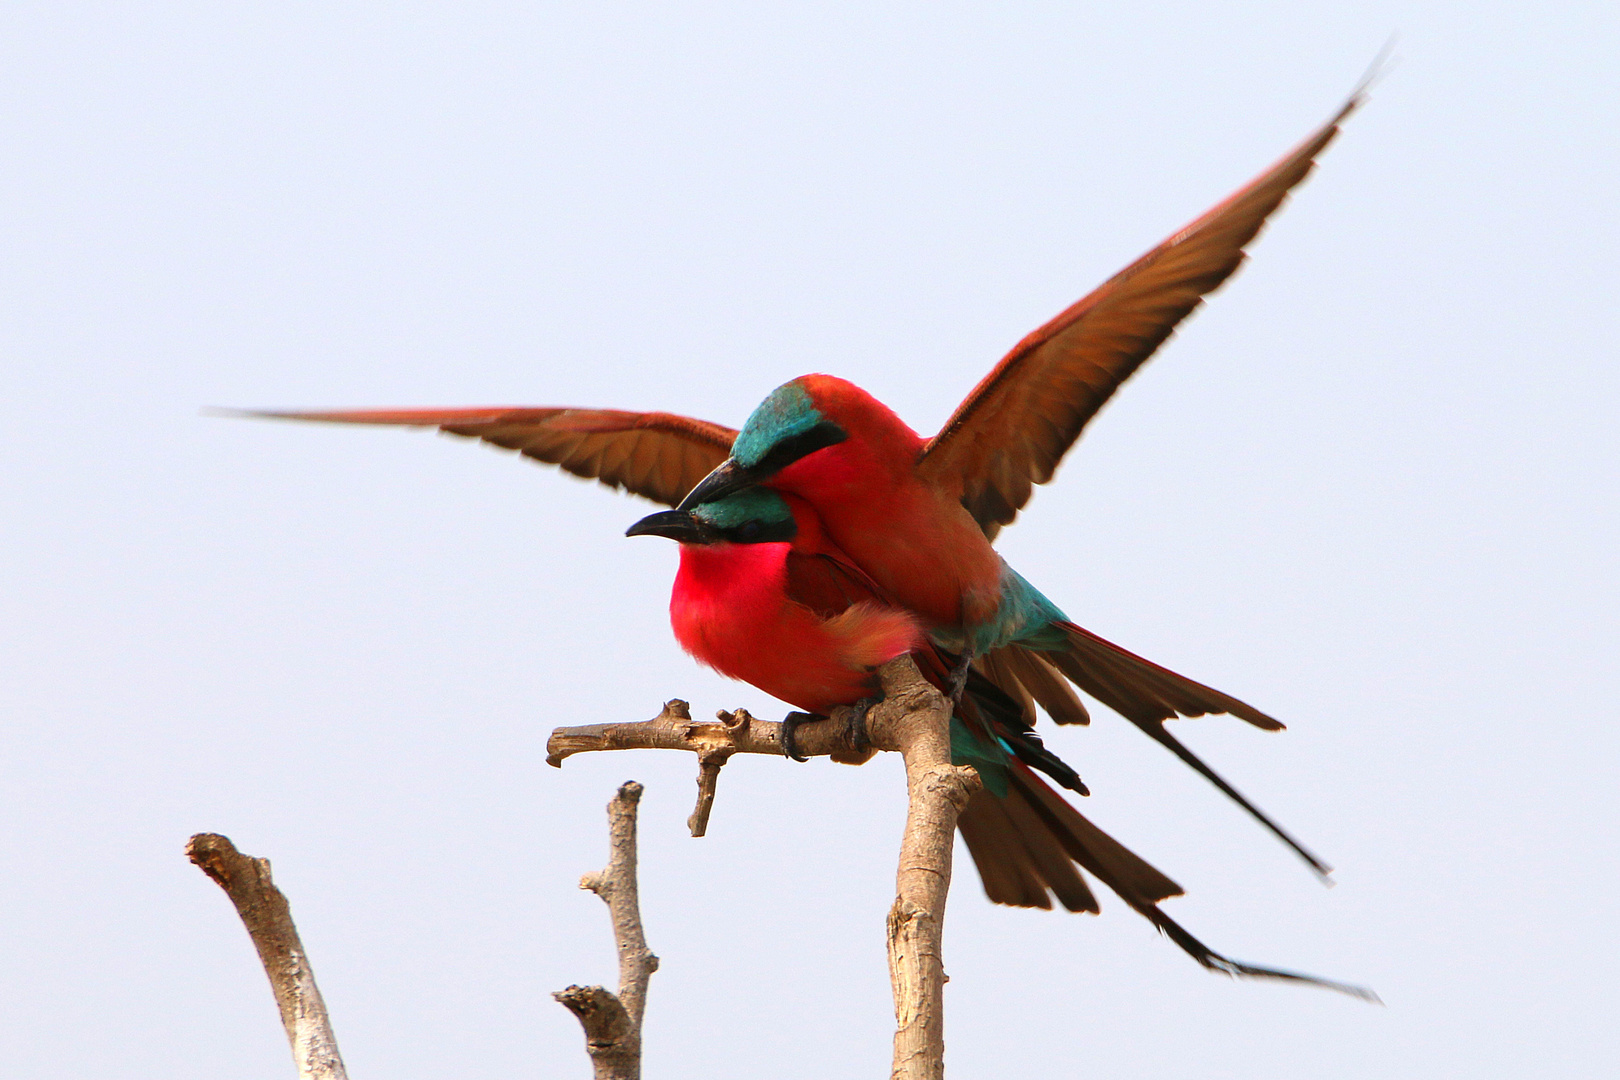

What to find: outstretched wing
left=242, top=407, right=738, bottom=508
left=918, top=92, right=1362, bottom=538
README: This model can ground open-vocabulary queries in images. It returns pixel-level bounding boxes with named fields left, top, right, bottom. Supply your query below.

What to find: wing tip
left=200, top=407, right=483, bottom=427
left=202, top=406, right=382, bottom=425
left=200, top=406, right=362, bottom=424
left=1349, top=36, right=1400, bottom=109
left=202, top=406, right=280, bottom=420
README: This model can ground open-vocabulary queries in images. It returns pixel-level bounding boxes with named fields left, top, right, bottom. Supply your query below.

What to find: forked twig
left=549, top=658, right=976, bottom=1079
left=554, top=781, right=661, bottom=1080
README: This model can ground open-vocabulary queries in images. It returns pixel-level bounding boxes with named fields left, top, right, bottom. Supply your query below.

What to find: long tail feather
left=1044, top=621, right=1332, bottom=880
left=998, top=645, right=1091, bottom=725
left=1007, top=766, right=1376, bottom=1000
left=958, top=790, right=1098, bottom=912
left=943, top=646, right=1371, bottom=997
left=1135, top=718, right=1331, bottom=880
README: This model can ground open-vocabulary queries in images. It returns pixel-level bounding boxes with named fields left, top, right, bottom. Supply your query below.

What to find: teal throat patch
left=692, top=487, right=795, bottom=531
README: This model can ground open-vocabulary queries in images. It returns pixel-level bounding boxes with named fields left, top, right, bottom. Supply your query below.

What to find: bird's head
left=626, top=486, right=798, bottom=546
left=676, top=376, right=865, bottom=510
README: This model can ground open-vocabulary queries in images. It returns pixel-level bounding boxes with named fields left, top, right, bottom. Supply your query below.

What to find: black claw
left=947, top=648, right=976, bottom=704
left=845, top=693, right=883, bottom=753
left=781, top=711, right=815, bottom=762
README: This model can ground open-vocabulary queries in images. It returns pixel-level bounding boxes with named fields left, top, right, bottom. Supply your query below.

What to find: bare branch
left=547, top=658, right=977, bottom=1078
left=584, top=782, right=660, bottom=1030
left=554, top=985, right=633, bottom=1073
left=549, top=698, right=874, bottom=838
left=186, top=833, right=348, bottom=1080
left=547, top=699, right=869, bottom=764
left=876, top=668, right=980, bottom=1080
left=546, top=667, right=943, bottom=764
left=555, top=781, right=661, bottom=1080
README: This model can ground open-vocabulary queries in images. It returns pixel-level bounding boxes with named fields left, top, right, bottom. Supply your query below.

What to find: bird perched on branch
left=672, top=92, right=1363, bottom=880
left=238, top=89, right=1361, bottom=881
left=624, top=486, right=1368, bottom=995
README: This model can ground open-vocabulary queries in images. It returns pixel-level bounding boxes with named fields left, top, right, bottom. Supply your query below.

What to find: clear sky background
left=1, top=3, right=1616, bottom=1078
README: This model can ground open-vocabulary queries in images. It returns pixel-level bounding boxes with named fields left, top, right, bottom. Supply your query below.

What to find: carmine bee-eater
left=626, top=487, right=1368, bottom=995
left=236, top=89, right=1359, bottom=880
left=674, top=92, right=1359, bottom=877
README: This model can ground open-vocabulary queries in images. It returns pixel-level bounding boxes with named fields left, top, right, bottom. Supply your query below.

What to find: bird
left=625, top=486, right=1370, bottom=996
left=230, top=89, right=1359, bottom=879
left=666, top=92, right=1363, bottom=879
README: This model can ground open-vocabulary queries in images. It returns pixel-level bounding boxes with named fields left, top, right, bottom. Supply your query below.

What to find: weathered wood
left=186, top=833, right=349, bottom=1080
left=555, top=781, right=661, bottom=1080
left=549, top=657, right=977, bottom=1078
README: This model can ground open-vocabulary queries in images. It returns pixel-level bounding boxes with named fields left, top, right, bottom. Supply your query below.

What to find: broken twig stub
left=186, top=833, right=349, bottom=1080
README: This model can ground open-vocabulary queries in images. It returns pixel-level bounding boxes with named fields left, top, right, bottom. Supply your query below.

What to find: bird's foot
left=947, top=648, right=976, bottom=705
left=780, top=711, right=819, bottom=762
left=843, top=692, right=884, bottom=754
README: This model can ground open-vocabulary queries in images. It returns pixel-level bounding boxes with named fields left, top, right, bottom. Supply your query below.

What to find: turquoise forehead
left=692, top=486, right=794, bottom=529
left=731, top=380, right=823, bottom=468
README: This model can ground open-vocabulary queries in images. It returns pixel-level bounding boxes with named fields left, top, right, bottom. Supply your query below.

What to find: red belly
left=670, top=542, right=920, bottom=714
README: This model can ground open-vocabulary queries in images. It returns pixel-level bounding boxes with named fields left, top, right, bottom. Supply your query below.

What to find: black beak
left=626, top=509, right=710, bottom=544
left=676, top=458, right=754, bottom=512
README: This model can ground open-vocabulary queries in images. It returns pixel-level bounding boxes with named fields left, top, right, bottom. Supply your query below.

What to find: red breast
left=669, top=540, right=921, bottom=714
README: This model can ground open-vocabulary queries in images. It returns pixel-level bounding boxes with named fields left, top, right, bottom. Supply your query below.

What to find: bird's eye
left=738, top=521, right=762, bottom=541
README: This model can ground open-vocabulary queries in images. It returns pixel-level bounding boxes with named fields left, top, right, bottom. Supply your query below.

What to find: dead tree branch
left=548, top=696, right=877, bottom=837
left=186, top=833, right=349, bottom=1080
left=555, top=781, right=661, bottom=1080
left=548, top=657, right=978, bottom=1078
left=880, top=671, right=979, bottom=1080
left=549, top=699, right=848, bottom=761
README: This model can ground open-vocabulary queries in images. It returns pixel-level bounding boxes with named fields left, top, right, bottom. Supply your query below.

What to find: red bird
left=625, top=487, right=1368, bottom=995
left=636, top=489, right=923, bottom=716
left=237, top=91, right=1359, bottom=879
left=670, top=93, right=1363, bottom=878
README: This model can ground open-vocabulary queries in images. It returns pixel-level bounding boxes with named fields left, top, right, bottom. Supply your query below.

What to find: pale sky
left=2, top=3, right=1616, bottom=1078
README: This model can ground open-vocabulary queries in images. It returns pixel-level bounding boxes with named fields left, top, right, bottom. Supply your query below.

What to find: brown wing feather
left=919, top=93, right=1362, bottom=537
left=240, top=407, right=737, bottom=508
left=998, top=645, right=1092, bottom=726
left=784, top=551, right=892, bottom=618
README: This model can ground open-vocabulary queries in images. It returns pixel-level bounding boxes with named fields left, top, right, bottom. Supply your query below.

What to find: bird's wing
left=241, top=407, right=737, bottom=508
left=917, top=92, right=1361, bottom=538
left=784, top=552, right=892, bottom=619
left=778, top=495, right=905, bottom=617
